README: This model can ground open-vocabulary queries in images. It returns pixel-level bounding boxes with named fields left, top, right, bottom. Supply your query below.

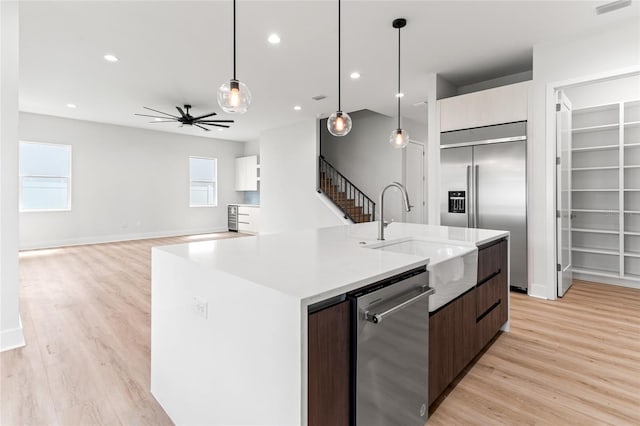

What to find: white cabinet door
left=235, top=156, right=258, bottom=191
left=238, top=206, right=260, bottom=233
left=440, top=82, right=530, bottom=132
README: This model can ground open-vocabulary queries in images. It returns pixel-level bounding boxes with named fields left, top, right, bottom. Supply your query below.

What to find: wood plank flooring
left=1, top=233, right=243, bottom=426
left=428, top=280, right=640, bottom=425
left=2, top=235, right=639, bottom=425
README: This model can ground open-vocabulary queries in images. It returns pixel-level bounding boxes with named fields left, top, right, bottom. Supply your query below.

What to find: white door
left=405, top=141, right=425, bottom=223
left=557, top=91, right=573, bottom=297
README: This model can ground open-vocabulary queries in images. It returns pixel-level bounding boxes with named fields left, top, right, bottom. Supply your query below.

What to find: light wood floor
left=2, top=237, right=639, bottom=425
left=1, top=233, right=243, bottom=426
left=429, top=280, right=640, bottom=425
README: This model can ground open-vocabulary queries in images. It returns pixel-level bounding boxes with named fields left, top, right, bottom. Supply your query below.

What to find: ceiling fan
left=135, top=104, right=234, bottom=131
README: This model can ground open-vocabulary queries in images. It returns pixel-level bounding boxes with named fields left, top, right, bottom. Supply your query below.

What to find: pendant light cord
left=397, top=25, right=401, bottom=129
left=233, top=0, right=237, bottom=80
left=338, top=0, right=341, bottom=111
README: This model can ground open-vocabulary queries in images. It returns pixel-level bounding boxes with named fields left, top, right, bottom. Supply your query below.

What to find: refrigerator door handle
left=474, top=165, right=480, bottom=228
left=466, top=165, right=472, bottom=228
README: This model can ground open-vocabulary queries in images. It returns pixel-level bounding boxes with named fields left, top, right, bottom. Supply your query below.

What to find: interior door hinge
left=556, top=210, right=560, bottom=218
left=557, top=263, right=562, bottom=272
left=556, top=103, right=561, bottom=112
left=556, top=157, right=561, bottom=165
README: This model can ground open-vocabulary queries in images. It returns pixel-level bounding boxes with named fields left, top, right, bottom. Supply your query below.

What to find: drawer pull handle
left=477, top=268, right=501, bottom=287
left=477, top=298, right=501, bottom=323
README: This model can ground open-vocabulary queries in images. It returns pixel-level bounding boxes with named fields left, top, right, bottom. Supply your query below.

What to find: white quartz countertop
left=154, top=222, right=507, bottom=305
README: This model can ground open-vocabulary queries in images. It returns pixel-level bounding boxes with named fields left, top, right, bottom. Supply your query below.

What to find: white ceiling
left=19, top=0, right=640, bottom=142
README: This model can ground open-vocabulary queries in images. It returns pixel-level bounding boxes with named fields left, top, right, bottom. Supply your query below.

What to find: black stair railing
left=318, top=156, right=376, bottom=223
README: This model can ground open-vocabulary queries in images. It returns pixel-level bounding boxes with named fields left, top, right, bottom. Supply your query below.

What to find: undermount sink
left=365, top=238, right=478, bottom=312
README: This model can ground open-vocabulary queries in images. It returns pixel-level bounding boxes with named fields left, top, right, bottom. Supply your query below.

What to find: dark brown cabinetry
left=429, top=238, right=508, bottom=406
left=307, top=300, right=351, bottom=426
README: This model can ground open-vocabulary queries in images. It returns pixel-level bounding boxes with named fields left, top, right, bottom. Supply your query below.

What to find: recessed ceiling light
left=66, top=103, right=77, bottom=108
left=103, top=54, right=118, bottom=62
left=294, top=105, right=302, bottom=111
left=268, top=34, right=281, bottom=44
left=396, top=92, right=405, bottom=98
left=154, top=118, right=163, bottom=121
left=218, top=128, right=224, bottom=132
left=350, top=72, right=361, bottom=80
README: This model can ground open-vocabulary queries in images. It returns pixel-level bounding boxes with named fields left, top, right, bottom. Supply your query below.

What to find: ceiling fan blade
left=192, top=112, right=218, bottom=120
left=199, top=122, right=231, bottom=128
left=198, top=119, right=235, bottom=123
left=135, top=113, right=179, bottom=120
left=143, top=107, right=179, bottom=118
left=176, top=106, right=187, bottom=118
left=194, top=124, right=211, bottom=132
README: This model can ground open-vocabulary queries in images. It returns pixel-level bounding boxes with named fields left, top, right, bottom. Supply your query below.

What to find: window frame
left=19, top=140, right=73, bottom=213
left=189, top=156, right=218, bottom=208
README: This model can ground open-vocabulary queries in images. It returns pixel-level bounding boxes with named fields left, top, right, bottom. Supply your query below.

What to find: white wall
left=260, top=119, right=343, bottom=234
left=0, top=0, right=25, bottom=352
left=320, top=109, right=426, bottom=222
left=564, top=74, right=640, bottom=108
left=531, top=19, right=640, bottom=299
left=19, top=113, right=245, bottom=249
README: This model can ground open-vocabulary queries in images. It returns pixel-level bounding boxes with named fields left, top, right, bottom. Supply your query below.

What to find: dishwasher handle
left=365, top=286, right=435, bottom=324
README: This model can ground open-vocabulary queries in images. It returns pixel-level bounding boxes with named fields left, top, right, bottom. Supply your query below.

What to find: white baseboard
left=316, top=192, right=352, bottom=225
left=573, top=272, right=640, bottom=289
left=0, top=317, right=25, bottom=352
left=19, top=227, right=229, bottom=251
left=528, top=282, right=550, bottom=300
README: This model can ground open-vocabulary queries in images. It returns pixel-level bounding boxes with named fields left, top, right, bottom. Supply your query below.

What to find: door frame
left=546, top=65, right=640, bottom=300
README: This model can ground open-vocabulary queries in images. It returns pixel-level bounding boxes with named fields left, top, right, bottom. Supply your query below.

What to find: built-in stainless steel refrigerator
left=440, top=122, right=528, bottom=291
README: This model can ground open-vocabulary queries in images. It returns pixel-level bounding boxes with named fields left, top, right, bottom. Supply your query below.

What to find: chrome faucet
left=378, top=182, right=411, bottom=240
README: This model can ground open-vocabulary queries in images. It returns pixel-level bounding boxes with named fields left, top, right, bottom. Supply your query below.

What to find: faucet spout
left=378, top=182, right=411, bottom=241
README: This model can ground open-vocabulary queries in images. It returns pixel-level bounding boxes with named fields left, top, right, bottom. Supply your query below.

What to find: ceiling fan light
left=389, top=128, right=409, bottom=149
left=217, top=79, right=251, bottom=114
left=328, top=111, right=352, bottom=137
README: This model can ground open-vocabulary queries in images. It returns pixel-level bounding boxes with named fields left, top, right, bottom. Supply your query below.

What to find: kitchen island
left=150, top=222, right=508, bottom=426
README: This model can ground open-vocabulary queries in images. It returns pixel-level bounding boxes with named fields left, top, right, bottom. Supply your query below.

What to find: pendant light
left=327, top=0, right=352, bottom=137
left=389, top=18, right=409, bottom=149
left=217, top=0, right=251, bottom=114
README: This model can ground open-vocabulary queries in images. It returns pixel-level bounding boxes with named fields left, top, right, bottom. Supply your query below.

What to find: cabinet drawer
left=475, top=294, right=507, bottom=351
left=477, top=239, right=506, bottom=283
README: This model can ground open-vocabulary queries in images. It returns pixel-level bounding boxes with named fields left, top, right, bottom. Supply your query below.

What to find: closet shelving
left=571, top=100, right=640, bottom=284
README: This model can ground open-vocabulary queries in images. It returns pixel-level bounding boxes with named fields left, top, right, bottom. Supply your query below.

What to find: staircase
left=318, top=156, right=375, bottom=223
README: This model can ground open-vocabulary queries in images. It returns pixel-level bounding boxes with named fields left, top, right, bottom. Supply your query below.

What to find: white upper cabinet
left=439, top=81, right=530, bottom=132
left=235, top=155, right=259, bottom=191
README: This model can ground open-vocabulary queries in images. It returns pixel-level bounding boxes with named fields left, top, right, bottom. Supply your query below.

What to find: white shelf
left=571, top=209, right=618, bottom=213
left=573, top=268, right=620, bottom=279
left=569, top=99, right=639, bottom=286
left=572, top=144, right=619, bottom=152
left=572, top=228, right=619, bottom=235
left=572, top=123, right=618, bottom=133
left=572, top=166, right=619, bottom=171
left=572, top=247, right=619, bottom=255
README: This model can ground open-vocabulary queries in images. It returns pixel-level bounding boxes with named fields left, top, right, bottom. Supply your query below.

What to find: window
left=189, top=157, right=217, bottom=207
left=19, top=141, right=72, bottom=211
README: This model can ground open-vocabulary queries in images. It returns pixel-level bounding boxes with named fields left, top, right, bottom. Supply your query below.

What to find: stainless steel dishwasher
left=348, top=266, right=434, bottom=426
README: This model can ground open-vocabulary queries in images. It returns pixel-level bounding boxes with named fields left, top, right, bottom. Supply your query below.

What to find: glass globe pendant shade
left=389, top=128, right=409, bottom=149
left=327, top=111, right=352, bottom=137
left=217, top=79, right=251, bottom=114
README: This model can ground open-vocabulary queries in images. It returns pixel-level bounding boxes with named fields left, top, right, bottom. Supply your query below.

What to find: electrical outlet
left=193, top=297, right=208, bottom=319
